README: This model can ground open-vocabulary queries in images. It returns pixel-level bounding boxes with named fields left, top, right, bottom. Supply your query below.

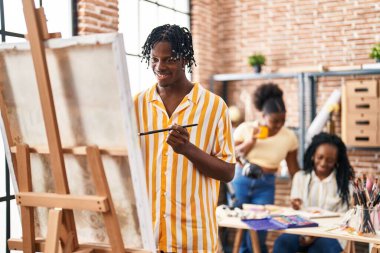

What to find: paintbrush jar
left=349, top=206, right=380, bottom=235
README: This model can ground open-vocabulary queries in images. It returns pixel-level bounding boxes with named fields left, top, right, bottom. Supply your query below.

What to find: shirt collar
left=311, top=169, right=336, bottom=183
left=147, top=82, right=201, bottom=104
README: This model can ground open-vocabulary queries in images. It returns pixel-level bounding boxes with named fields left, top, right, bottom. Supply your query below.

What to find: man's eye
left=168, top=58, right=176, bottom=63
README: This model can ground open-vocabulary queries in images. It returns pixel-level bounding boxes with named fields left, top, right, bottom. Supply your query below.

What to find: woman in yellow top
left=232, top=83, right=299, bottom=253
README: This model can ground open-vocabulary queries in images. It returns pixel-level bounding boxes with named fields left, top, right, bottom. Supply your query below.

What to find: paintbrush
left=138, top=123, right=198, bottom=136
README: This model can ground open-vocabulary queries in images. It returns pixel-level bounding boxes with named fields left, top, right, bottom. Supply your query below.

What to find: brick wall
left=191, top=0, right=221, bottom=89
left=193, top=0, right=380, bottom=81
left=192, top=1, right=380, bottom=252
left=192, top=0, right=380, bottom=123
left=191, top=1, right=380, bottom=170
left=77, top=0, right=118, bottom=34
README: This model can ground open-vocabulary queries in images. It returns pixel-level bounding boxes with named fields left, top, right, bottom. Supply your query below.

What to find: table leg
left=249, top=230, right=261, bottom=253
left=217, top=237, right=224, bottom=253
left=232, top=229, right=243, bottom=253
left=345, top=240, right=356, bottom=253
left=371, top=244, right=380, bottom=253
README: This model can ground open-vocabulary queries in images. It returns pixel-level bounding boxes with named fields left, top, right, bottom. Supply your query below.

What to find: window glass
left=140, top=57, right=156, bottom=92
left=126, top=55, right=141, bottom=95
left=119, top=0, right=139, bottom=54
left=0, top=132, right=4, bottom=197
left=157, top=0, right=174, bottom=9
left=119, top=0, right=190, bottom=95
left=158, top=6, right=175, bottom=25
left=2, top=0, right=72, bottom=41
left=9, top=169, right=15, bottom=195
left=43, top=1, right=73, bottom=38
left=175, top=1, right=189, bottom=13
left=4, top=36, right=25, bottom=43
left=139, top=1, right=158, bottom=50
left=3, top=0, right=27, bottom=35
left=175, top=12, right=190, bottom=28
left=0, top=202, right=5, bottom=249
left=10, top=199, right=22, bottom=239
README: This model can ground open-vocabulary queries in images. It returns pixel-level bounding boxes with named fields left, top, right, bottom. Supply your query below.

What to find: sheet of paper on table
left=242, top=204, right=340, bottom=219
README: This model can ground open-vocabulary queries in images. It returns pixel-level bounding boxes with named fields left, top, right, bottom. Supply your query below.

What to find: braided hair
left=253, top=83, right=286, bottom=114
left=304, top=132, right=354, bottom=206
left=141, top=24, right=196, bottom=73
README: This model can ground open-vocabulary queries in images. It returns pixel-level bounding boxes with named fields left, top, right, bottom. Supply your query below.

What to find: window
left=118, top=0, right=190, bottom=95
left=0, top=1, right=73, bottom=252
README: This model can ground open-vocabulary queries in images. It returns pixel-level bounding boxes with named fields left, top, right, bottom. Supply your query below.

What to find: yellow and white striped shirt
left=134, top=83, right=235, bottom=252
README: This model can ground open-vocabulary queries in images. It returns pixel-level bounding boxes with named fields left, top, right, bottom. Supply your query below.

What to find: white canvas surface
left=0, top=33, right=155, bottom=251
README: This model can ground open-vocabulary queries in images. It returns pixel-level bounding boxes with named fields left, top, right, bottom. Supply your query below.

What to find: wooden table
left=218, top=216, right=380, bottom=253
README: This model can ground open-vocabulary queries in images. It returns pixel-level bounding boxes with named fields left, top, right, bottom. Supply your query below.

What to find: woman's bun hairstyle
left=253, top=83, right=284, bottom=112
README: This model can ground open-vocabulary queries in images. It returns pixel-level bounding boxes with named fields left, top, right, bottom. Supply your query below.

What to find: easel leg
left=62, top=231, right=75, bottom=253
left=232, top=229, right=243, bottom=253
left=45, top=208, right=63, bottom=253
left=16, top=144, right=35, bottom=253
left=249, top=230, right=261, bottom=253
left=22, top=0, right=79, bottom=250
left=87, top=146, right=125, bottom=253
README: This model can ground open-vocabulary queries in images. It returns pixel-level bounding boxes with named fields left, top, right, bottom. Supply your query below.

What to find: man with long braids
left=134, top=24, right=236, bottom=252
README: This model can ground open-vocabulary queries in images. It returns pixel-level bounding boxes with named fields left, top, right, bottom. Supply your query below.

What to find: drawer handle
left=355, top=120, right=370, bottom=125
left=354, top=88, right=369, bottom=92
left=355, top=104, right=370, bottom=109
left=355, top=137, right=369, bottom=141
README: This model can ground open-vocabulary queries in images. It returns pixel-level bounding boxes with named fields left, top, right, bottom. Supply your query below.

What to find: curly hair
left=253, top=83, right=286, bottom=113
left=141, top=24, right=196, bottom=73
left=304, top=132, right=354, bottom=206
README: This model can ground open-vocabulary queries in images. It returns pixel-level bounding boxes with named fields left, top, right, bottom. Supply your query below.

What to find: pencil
left=138, top=123, right=198, bottom=136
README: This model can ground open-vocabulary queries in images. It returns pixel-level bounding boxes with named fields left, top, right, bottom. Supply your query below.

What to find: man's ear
left=181, top=60, right=188, bottom=71
left=181, top=58, right=188, bottom=68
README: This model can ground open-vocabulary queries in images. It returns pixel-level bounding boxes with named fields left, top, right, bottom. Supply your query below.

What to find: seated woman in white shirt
left=273, top=132, right=354, bottom=253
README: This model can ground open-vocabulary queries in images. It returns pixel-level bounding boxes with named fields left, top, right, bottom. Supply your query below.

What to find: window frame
left=0, top=1, right=77, bottom=252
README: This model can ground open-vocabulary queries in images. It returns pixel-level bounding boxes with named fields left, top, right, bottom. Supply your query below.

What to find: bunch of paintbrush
left=351, top=175, right=378, bottom=234
left=352, top=176, right=380, bottom=207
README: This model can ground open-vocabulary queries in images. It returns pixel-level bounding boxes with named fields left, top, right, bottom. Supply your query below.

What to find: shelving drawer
left=346, top=113, right=378, bottom=130
left=347, top=97, right=379, bottom=113
left=346, top=80, right=378, bottom=98
left=345, top=129, right=379, bottom=147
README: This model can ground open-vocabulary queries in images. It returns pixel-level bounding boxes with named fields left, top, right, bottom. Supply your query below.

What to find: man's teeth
left=157, top=73, right=169, bottom=78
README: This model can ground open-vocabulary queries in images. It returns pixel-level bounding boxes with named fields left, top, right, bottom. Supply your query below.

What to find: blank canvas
left=0, top=33, right=155, bottom=251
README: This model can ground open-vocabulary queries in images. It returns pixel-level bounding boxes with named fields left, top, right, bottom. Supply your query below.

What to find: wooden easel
left=3, top=1, right=149, bottom=252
